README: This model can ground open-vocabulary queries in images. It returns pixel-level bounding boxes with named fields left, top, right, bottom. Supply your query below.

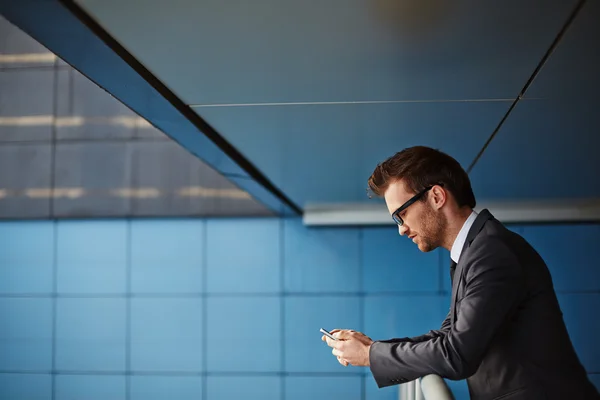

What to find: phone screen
left=320, top=328, right=338, bottom=341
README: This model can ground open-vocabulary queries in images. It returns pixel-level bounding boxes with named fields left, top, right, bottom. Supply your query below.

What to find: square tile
left=207, top=218, right=280, bottom=293
left=129, top=141, right=197, bottom=216
left=131, top=220, right=203, bottom=293
left=131, top=298, right=203, bottom=372
left=365, top=373, right=401, bottom=400
left=0, top=373, right=52, bottom=400
left=55, top=375, right=126, bottom=400
left=362, top=227, right=441, bottom=293
left=285, top=376, right=361, bottom=400
left=364, top=295, right=448, bottom=341
left=56, top=298, right=126, bottom=371
left=284, top=296, right=361, bottom=372
left=130, top=376, right=202, bottom=400
left=0, top=221, right=54, bottom=294
left=207, top=297, right=280, bottom=372
left=521, top=224, right=600, bottom=291
left=56, top=221, right=127, bottom=294
left=53, top=142, right=132, bottom=217
left=0, top=298, right=52, bottom=370
left=284, top=220, right=360, bottom=293
left=0, top=144, right=51, bottom=218
left=0, top=70, right=54, bottom=141
left=207, top=376, right=280, bottom=399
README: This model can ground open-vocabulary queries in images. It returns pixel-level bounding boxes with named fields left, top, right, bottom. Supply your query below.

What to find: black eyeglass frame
left=391, top=184, right=440, bottom=226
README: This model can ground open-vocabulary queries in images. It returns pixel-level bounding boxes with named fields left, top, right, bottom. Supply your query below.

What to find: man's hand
left=321, top=329, right=373, bottom=367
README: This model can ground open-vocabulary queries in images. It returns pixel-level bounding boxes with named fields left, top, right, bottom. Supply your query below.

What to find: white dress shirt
left=450, top=210, right=478, bottom=263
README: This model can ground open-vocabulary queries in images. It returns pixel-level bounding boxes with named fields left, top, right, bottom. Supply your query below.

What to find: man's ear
left=430, top=185, right=447, bottom=209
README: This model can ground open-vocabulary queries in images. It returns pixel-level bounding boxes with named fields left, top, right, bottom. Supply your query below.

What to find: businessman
left=323, top=146, right=599, bottom=399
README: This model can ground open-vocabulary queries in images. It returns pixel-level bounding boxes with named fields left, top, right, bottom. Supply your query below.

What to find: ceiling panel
left=524, top=0, right=599, bottom=100
left=75, top=0, right=576, bottom=104
left=196, top=101, right=510, bottom=207
left=470, top=1, right=599, bottom=202
left=469, top=98, right=600, bottom=201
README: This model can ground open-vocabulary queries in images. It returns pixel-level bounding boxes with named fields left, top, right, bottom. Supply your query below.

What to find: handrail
left=399, top=375, right=455, bottom=400
left=420, top=375, right=455, bottom=400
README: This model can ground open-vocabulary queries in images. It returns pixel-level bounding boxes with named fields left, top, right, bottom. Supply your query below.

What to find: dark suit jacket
left=369, top=209, right=600, bottom=400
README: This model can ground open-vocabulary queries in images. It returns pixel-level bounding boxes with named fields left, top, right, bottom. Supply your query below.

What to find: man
left=322, top=146, right=599, bottom=399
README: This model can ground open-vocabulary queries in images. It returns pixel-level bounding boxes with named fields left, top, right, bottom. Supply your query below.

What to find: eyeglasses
left=391, top=186, right=434, bottom=226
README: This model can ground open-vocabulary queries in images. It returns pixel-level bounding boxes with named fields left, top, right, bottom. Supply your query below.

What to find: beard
left=416, top=202, right=447, bottom=252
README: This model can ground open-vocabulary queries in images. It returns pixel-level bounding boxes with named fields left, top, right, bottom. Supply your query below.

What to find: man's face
left=384, top=180, right=446, bottom=252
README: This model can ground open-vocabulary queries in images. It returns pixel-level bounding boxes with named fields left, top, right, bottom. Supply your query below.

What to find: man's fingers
left=325, top=328, right=360, bottom=341
left=330, top=329, right=354, bottom=340
left=331, top=340, right=345, bottom=356
left=337, top=356, right=349, bottom=367
left=325, top=336, right=346, bottom=349
left=335, top=330, right=353, bottom=340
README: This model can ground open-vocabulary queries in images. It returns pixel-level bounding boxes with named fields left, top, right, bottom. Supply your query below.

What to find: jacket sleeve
left=379, top=311, right=451, bottom=344
left=369, top=237, right=524, bottom=387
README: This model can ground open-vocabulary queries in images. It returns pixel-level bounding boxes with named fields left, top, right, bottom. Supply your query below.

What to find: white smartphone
left=320, top=328, right=338, bottom=341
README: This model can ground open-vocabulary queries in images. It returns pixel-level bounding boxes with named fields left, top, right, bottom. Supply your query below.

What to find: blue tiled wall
left=0, top=219, right=598, bottom=400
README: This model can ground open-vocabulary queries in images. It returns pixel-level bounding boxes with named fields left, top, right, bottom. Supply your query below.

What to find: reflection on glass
left=0, top=115, right=152, bottom=129
left=0, top=14, right=273, bottom=218
left=0, top=52, right=56, bottom=64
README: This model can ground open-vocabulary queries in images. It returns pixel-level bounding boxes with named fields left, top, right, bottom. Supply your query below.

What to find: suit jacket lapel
left=450, top=209, right=494, bottom=324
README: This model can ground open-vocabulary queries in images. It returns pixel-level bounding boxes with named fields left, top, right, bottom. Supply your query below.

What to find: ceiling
left=1, top=0, right=598, bottom=219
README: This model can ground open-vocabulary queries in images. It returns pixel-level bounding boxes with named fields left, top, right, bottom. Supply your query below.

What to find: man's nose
left=398, top=224, right=409, bottom=236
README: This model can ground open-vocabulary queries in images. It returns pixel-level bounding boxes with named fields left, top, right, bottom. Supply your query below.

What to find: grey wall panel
left=0, top=143, right=51, bottom=218
left=56, top=68, right=137, bottom=140
left=130, top=140, right=273, bottom=217
left=0, top=69, right=54, bottom=142
left=53, top=142, right=132, bottom=217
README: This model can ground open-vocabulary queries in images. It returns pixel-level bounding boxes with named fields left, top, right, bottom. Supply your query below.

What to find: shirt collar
left=450, top=210, right=478, bottom=263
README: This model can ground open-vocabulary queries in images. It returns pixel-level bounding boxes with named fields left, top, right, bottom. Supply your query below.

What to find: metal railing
left=399, top=375, right=455, bottom=400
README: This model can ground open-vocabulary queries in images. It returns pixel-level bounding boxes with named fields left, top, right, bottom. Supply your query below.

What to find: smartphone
left=320, top=328, right=338, bottom=341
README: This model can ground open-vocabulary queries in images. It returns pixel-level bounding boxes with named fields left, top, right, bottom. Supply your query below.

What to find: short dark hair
left=367, top=146, right=476, bottom=208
